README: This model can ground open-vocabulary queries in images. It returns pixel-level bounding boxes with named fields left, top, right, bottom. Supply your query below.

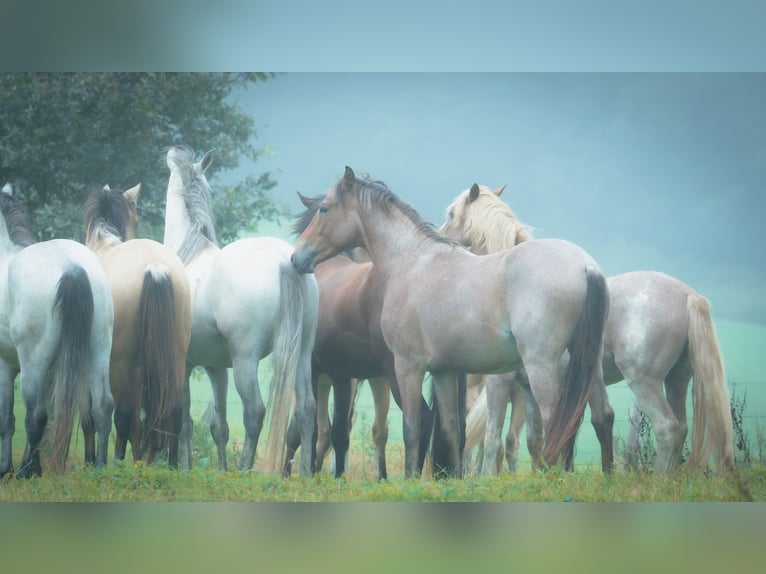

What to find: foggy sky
left=227, top=73, right=765, bottom=325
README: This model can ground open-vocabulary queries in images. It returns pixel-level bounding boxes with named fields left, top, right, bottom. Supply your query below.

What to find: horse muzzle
left=291, top=248, right=316, bottom=274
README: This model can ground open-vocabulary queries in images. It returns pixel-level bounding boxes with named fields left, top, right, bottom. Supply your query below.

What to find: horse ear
left=296, top=191, right=315, bottom=208
left=494, top=184, right=507, bottom=197
left=343, top=166, right=355, bottom=185
left=199, top=150, right=213, bottom=173
left=102, top=184, right=111, bottom=192
left=469, top=183, right=481, bottom=202
left=123, top=183, right=141, bottom=203
left=2, top=183, right=13, bottom=196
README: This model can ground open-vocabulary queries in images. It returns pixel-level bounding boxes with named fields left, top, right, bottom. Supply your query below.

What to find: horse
left=291, top=167, right=611, bottom=478
left=82, top=183, right=192, bottom=467
left=283, top=193, right=435, bottom=479
left=443, top=183, right=734, bottom=476
left=0, top=184, right=114, bottom=478
left=164, top=146, right=319, bottom=476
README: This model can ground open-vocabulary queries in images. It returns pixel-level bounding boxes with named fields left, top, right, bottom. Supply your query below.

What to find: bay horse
left=444, top=183, right=734, bottom=475
left=0, top=184, right=114, bottom=477
left=283, top=193, right=434, bottom=479
left=83, top=184, right=192, bottom=467
left=164, top=146, right=319, bottom=475
left=292, top=167, right=611, bottom=478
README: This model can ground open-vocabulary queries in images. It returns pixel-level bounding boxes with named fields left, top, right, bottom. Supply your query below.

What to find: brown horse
left=292, top=167, right=611, bottom=478
left=83, top=184, right=192, bottom=467
left=284, top=194, right=434, bottom=478
left=445, top=183, right=734, bottom=475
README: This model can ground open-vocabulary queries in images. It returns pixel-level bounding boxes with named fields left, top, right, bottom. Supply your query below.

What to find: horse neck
left=163, top=181, right=192, bottom=253
left=85, top=225, right=122, bottom=254
left=357, top=204, right=443, bottom=280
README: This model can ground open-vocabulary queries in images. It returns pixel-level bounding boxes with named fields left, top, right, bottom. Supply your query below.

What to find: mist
left=227, top=73, right=765, bottom=325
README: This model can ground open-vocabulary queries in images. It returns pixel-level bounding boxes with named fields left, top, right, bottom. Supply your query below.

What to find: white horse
left=444, top=184, right=734, bottom=476
left=0, top=184, right=114, bottom=477
left=164, top=147, right=319, bottom=475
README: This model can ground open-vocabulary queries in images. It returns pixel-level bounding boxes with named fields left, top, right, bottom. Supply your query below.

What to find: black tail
left=137, top=265, right=179, bottom=461
left=49, top=265, right=94, bottom=472
left=542, top=266, right=608, bottom=467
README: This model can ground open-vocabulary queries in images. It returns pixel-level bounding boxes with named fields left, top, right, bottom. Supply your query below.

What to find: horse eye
left=448, top=210, right=454, bottom=220
left=319, top=206, right=329, bottom=215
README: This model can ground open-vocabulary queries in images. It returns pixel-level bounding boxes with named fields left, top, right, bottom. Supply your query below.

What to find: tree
left=0, top=73, right=281, bottom=243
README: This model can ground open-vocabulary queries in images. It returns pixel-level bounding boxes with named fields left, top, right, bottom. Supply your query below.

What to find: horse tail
left=464, top=385, right=489, bottom=452
left=685, top=294, right=734, bottom=472
left=543, top=265, right=609, bottom=466
left=49, top=264, right=94, bottom=472
left=137, top=265, right=179, bottom=460
left=264, top=263, right=308, bottom=474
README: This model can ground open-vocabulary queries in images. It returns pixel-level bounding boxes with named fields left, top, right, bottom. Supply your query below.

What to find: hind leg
left=524, top=362, right=566, bottom=469
left=520, top=382, right=545, bottom=471
left=664, top=358, right=692, bottom=468
left=626, top=374, right=683, bottom=475
left=588, top=379, right=615, bottom=474
left=293, top=348, right=317, bottom=478
left=87, top=357, right=114, bottom=469
left=17, top=368, right=51, bottom=478
left=205, top=366, right=230, bottom=470
left=0, top=364, right=19, bottom=478
left=231, top=358, right=265, bottom=471
left=178, top=363, right=194, bottom=470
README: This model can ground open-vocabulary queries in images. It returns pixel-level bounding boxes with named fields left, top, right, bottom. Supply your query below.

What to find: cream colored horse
left=83, top=184, right=192, bottom=467
left=443, top=184, right=734, bottom=475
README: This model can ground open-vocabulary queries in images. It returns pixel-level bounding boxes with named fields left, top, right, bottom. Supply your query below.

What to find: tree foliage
left=0, top=73, right=280, bottom=243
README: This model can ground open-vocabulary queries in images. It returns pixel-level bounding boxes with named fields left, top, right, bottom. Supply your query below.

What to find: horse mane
left=292, top=194, right=324, bottom=236
left=82, top=185, right=130, bottom=245
left=450, top=185, right=533, bottom=251
left=0, top=191, right=38, bottom=247
left=348, top=175, right=456, bottom=248
left=166, top=145, right=219, bottom=263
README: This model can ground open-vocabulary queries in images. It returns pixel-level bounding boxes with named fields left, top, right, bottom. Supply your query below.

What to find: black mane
left=82, top=185, right=131, bottom=241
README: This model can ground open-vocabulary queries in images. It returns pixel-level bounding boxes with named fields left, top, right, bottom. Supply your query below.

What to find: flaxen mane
left=450, top=185, right=533, bottom=251
left=166, top=146, right=218, bottom=263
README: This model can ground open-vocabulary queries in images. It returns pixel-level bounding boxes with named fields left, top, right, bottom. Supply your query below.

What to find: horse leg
left=80, top=392, right=96, bottom=466
left=314, top=375, right=332, bottom=473
left=330, top=376, right=352, bottom=477
left=88, top=359, right=114, bottom=469
left=369, top=377, right=390, bottom=480
left=17, top=363, right=51, bottom=478
left=481, top=374, right=510, bottom=476
left=231, top=358, right=265, bottom=471
left=292, top=343, right=317, bottom=478
left=396, top=360, right=427, bottom=479
left=588, top=373, right=615, bottom=474
left=664, top=358, right=692, bottom=470
left=205, top=366, right=230, bottom=470
left=0, top=364, right=18, bottom=477
left=283, top=414, right=300, bottom=476
left=431, top=371, right=463, bottom=478
left=626, top=374, right=683, bottom=475
left=524, top=362, right=564, bottom=469
left=505, top=376, right=526, bottom=473
left=178, top=363, right=194, bottom=470
left=521, top=382, right=545, bottom=471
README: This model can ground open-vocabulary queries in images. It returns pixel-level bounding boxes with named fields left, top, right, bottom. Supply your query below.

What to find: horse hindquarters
left=541, top=266, right=610, bottom=471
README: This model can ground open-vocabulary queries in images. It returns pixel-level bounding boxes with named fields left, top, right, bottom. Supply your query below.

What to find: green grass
left=1, top=460, right=762, bottom=502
